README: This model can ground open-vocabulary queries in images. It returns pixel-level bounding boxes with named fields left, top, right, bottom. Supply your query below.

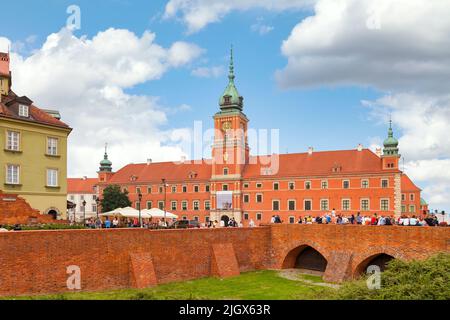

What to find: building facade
left=95, top=50, right=423, bottom=226
left=0, top=52, right=71, bottom=219
left=67, top=177, right=99, bottom=222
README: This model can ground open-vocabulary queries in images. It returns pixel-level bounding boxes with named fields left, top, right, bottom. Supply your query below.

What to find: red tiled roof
left=106, top=149, right=391, bottom=184
left=107, top=161, right=212, bottom=184
left=68, top=178, right=98, bottom=194
left=0, top=90, right=70, bottom=129
left=243, top=149, right=389, bottom=178
left=401, top=174, right=421, bottom=192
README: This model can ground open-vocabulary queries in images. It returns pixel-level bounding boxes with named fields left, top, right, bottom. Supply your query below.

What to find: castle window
left=205, top=185, right=210, bottom=192
left=289, top=182, right=295, bottom=190
left=343, top=180, right=350, bottom=189
left=321, top=180, right=328, bottom=189
left=136, top=187, right=141, bottom=194
left=256, top=194, right=263, bottom=203
left=361, top=179, right=369, bottom=189
left=223, top=168, right=229, bottom=176
left=159, top=186, right=163, bottom=193
left=410, top=194, right=415, bottom=201
left=171, top=201, right=177, bottom=211
left=273, top=182, right=279, bottom=190
left=320, top=199, right=329, bottom=211
left=272, top=200, right=280, bottom=211
left=305, top=181, right=311, bottom=190
left=172, top=186, right=177, bottom=193
left=402, top=205, right=406, bottom=213
left=288, top=200, right=296, bottom=211
left=182, top=185, right=187, bottom=193
left=146, top=201, right=152, bottom=209
left=224, top=96, right=231, bottom=104
left=342, top=199, right=351, bottom=211
left=158, top=201, right=164, bottom=210
left=243, top=183, right=249, bottom=188
left=222, top=184, right=229, bottom=191
left=409, top=205, right=416, bottom=213
left=381, top=179, right=389, bottom=188
left=304, top=200, right=312, bottom=211
left=256, top=213, right=262, bottom=221
left=243, top=194, right=250, bottom=203
left=194, top=216, right=199, bottom=222
left=380, top=199, right=389, bottom=211
left=194, top=185, right=199, bottom=193
left=182, top=201, right=188, bottom=211
left=18, top=104, right=29, bottom=117
left=256, top=183, right=262, bottom=188
left=205, top=201, right=211, bottom=211
left=402, top=194, right=406, bottom=201
left=243, top=213, right=249, bottom=220
left=193, top=201, right=200, bottom=211
left=147, top=186, right=152, bottom=194
left=361, top=199, right=370, bottom=211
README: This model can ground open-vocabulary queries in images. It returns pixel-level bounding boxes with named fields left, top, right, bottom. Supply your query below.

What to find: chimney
left=147, top=159, right=152, bottom=165
left=376, top=148, right=382, bottom=157
left=357, top=144, right=363, bottom=152
left=308, top=147, right=314, bottom=155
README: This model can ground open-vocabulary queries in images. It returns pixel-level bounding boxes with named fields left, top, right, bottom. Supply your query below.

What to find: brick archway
left=352, top=246, right=408, bottom=278
left=280, top=241, right=329, bottom=270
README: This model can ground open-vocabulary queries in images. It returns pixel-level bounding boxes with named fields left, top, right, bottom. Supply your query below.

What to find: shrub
left=335, top=253, right=450, bottom=300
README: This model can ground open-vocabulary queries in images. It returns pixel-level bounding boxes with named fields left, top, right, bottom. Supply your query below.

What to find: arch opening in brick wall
left=354, top=253, right=396, bottom=277
left=281, top=244, right=328, bottom=273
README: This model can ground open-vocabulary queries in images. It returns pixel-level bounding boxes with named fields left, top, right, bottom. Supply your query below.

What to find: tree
left=100, top=185, right=132, bottom=213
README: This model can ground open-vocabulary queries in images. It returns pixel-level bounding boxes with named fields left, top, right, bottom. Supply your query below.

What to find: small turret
left=0, top=51, right=11, bottom=97
left=99, top=143, right=113, bottom=172
left=382, top=120, right=400, bottom=170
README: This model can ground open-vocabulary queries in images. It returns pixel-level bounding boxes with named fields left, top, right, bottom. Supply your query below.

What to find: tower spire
left=229, top=44, right=235, bottom=82
left=99, top=142, right=112, bottom=172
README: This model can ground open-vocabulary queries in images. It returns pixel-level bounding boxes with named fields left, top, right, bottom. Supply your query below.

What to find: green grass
left=6, top=271, right=336, bottom=300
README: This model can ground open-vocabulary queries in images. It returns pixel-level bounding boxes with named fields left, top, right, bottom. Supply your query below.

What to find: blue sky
left=1, top=0, right=450, bottom=212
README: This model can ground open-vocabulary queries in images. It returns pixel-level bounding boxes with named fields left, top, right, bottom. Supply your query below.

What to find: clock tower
left=210, top=47, right=249, bottom=224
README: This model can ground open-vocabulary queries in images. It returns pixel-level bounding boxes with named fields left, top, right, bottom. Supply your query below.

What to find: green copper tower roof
left=383, top=120, right=399, bottom=156
left=99, top=143, right=113, bottom=172
left=219, top=46, right=244, bottom=111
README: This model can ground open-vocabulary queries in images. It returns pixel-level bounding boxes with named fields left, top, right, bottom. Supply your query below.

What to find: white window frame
left=256, top=213, right=262, bottom=221
left=342, top=180, right=350, bottom=189
left=193, top=200, right=200, bottom=211
left=361, top=198, right=370, bottom=211
left=146, top=201, right=153, bottom=209
left=321, top=180, right=328, bottom=189
left=243, top=194, right=250, bottom=203
left=410, top=193, right=415, bottom=201
left=47, top=137, right=58, bottom=156
left=304, top=199, right=312, bottom=211
left=6, top=131, right=20, bottom=151
left=409, top=205, right=416, bottom=213
left=256, top=193, right=263, bottom=203
left=381, top=179, right=389, bottom=188
left=272, top=199, right=280, bottom=211
left=305, top=181, right=311, bottom=190
left=320, top=199, right=329, bottom=211
left=342, top=198, right=351, bottom=211
left=158, top=201, right=165, bottom=210
left=18, top=104, right=29, bottom=117
left=194, top=185, right=199, bottom=193
left=171, top=201, right=177, bottom=211
left=273, top=181, right=279, bottom=190
left=204, top=200, right=211, bottom=211
left=6, top=164, right=20, bottom=184
left=46, top=168, right=58, bottom=187
left=288, top=199, right=296, bottom=211
left=361, top=179, right=369, bottom=189
left=181, top=201, right=188, bottom=211
left=288, top=181, right=295, bottom=190
left=380, top=198, right=390, bottom=211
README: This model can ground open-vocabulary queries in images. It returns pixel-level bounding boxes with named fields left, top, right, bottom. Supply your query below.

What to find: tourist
left=297, top=216, right=303, bottom=224
left=356, top=212, right=362, bottom=225
left=424, top=215, right=435, bottom=226
left=249, top=219, right=255, bottom=228
left=377, top=216, right=386, bottom=226
left=349, top=214, right=355, bottom=225
left=385, top=216, right=392, bottom=226
left=105, top=218, right=111, bottom=229
left=371, top=214, right=378, bottom=226
left=403, top=216, right=410, bottom=226
left=112, top=217, right=119, bottom=228
left=432, top=216, right=439, bottom=226
left=331, top=208, right=336, bottom=217
left=316, top=216, right=323, bottom=224
left=324, top=213, right=331, bottom=224
left=342, top=216, right=349, bottom=224
left=270, top=215, right=276, bottom=223
left=95, top=218, right=102, bottom=229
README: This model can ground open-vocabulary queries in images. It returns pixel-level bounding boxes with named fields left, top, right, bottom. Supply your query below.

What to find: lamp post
left=82, top=200, right=87, bottom=226
left=138, top=192, right=143, bottom=228
left=95, top=197, right=100, bottom=219
left=162, top=178, right=167, bottom=228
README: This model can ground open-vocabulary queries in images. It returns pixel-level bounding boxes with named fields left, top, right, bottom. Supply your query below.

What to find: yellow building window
left=6, top=131, right=20, bottom=151
left=47, top=169, right=59, bottom=187
left=6, top=164, right=20, bottom=184
left=47, top=137, right=58, bottom=155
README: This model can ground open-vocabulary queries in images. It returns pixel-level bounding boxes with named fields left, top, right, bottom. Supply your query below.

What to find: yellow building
left=0, top=52, right=72, bottom=219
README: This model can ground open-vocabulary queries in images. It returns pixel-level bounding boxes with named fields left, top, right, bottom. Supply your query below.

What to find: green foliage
left=335, top=253, right=450, bottom=300
left=100, top=185, right=131, bottom=213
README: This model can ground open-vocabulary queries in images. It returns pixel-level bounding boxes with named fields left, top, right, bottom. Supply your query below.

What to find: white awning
left=141, top=208, right=178, bottom=219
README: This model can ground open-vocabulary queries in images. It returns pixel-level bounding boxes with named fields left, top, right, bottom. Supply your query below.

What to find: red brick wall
left=0, top=225, right=448, bottom=297
left=0, top=191, right=55, bottom=225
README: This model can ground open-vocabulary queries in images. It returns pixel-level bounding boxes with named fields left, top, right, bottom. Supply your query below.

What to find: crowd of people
left=270, top=209, right=444, bottom=227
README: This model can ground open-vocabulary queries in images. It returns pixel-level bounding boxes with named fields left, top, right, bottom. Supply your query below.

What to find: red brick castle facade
left=95, top=50, right=423, bottom=225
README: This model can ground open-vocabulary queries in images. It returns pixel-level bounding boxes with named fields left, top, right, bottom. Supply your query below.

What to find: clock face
left=222, top=121, right=232, bottom=130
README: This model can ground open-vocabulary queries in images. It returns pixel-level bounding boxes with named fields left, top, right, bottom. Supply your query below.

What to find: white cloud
left=191, top=65, right=225, bottom=78
left=276, top=0, right=450, bottom=94
left=5, top=28, right=202, bottom=177
left=251, top=18, right=274, bottom=35
left=164, top=0, right=315, bottom=33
